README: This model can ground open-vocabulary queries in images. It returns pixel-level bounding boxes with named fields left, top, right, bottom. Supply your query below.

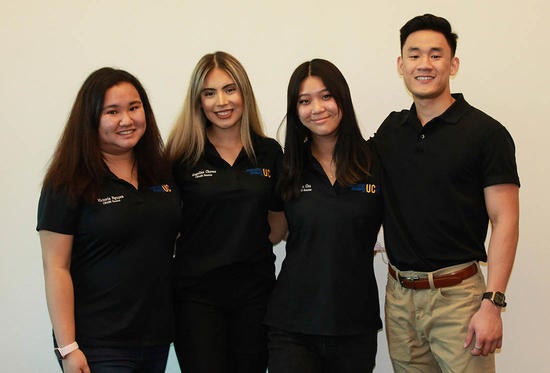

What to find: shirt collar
left=204, top=132, right=259, bottom=164
left=401, top=93, right=470, bottom=127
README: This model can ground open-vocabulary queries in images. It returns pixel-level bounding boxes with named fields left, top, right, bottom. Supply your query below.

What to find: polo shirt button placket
left=416, top=133, right=426, bottom=153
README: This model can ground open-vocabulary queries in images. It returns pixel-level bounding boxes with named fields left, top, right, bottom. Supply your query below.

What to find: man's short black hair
left=400, top=14, right=458, bottom=56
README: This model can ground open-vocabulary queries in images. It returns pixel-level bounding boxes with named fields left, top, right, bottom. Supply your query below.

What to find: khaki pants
left=385, top=262, right=495, bottom=373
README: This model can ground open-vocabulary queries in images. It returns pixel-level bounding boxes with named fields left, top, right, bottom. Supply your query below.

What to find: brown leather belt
left=389, top=263, right=478, bottom=290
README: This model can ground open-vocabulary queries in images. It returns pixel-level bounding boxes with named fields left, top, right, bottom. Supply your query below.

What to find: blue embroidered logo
left=350, top=183, right=377, bottom=194
left=245, top=168, right=271, bottom=178
left=149, top=184, right=172, bottom=193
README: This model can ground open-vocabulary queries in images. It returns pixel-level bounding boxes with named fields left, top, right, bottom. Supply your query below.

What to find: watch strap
left=54, top=341, right=79, bottom=359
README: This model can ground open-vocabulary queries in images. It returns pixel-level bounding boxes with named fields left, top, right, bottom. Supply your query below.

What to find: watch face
left=483, top=291, right=506, bottom=307
left=494, top=292, right=506, bottom=306
left=54, top=348, right=63, bottom=360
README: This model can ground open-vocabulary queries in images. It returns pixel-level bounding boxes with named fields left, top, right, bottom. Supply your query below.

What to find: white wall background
left=1, top=0, right=548, bottom=371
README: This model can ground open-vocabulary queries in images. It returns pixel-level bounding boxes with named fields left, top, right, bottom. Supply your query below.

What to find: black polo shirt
left=265, top=143, right=383, bottom=336
left=36, top=172, right=181, bottom=347
left=173, top=134, right=283, bottom=280
left=374, top=93, right=520, bottom=272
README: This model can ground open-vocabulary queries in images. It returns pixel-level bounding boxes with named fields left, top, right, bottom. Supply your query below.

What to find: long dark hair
left=279, top=59, right=372, bottom=201
left=42, top=67, right=168, bottom=201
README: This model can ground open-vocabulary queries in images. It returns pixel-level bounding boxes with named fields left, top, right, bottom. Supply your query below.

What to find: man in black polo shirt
left=374, top=14, right=520, bottom=372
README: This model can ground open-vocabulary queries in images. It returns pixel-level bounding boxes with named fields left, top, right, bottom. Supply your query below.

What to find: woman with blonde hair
left=166, top=51, right=286, bottom=373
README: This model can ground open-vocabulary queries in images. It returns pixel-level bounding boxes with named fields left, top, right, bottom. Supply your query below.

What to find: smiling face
left=98, top=82, right=146, bottom=156
left=200, top=68, right=244, bottom=131
left=398, top=29, right=459, bottom=102
left=297, top=76, right=342, bottom=141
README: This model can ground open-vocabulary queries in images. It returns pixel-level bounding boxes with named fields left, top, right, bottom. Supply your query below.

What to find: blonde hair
left=166, top=51, right=265, bottom=165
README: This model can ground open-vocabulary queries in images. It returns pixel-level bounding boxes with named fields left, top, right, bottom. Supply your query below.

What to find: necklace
left=318, top=158, right=336, bottom=184
left=311, top=144, right=336, bottom=184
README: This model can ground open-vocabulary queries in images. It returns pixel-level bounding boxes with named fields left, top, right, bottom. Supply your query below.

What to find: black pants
left=56, top=345, right=169, bottom=373
left=268, top=327, right=378, bottom=373
left=173, top=267, right=274, bottom=373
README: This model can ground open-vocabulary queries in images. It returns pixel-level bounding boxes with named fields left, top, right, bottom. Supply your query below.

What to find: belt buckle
left=400, top=274, right=420, bottom=286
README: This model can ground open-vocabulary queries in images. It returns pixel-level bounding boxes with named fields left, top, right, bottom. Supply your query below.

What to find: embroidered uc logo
left=365, top=184, right=376, bottom=193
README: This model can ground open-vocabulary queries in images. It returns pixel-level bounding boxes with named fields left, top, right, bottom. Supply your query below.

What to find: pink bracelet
left=54, top=341, right=79, bottom=359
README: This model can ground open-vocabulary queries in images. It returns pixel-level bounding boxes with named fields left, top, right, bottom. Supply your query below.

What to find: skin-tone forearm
left=268, top=211, right=288, bottom=245
left=464, top=184, right=519, bottom=356
left=484, top=184, right=520, bottom=293
left=40, top=230, right=90, bottom=372
left=44, top=265, right=76, bottom=345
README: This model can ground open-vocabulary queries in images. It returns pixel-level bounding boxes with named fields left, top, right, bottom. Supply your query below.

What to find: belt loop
left=390, top=263, right=400, bottom=283
left=428, top=272, right=435, bottom=289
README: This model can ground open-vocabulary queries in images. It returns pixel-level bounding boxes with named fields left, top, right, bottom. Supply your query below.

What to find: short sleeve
left=36, top=186, right=81, bottom=234
left=481, top=125, right=520, bottom=188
